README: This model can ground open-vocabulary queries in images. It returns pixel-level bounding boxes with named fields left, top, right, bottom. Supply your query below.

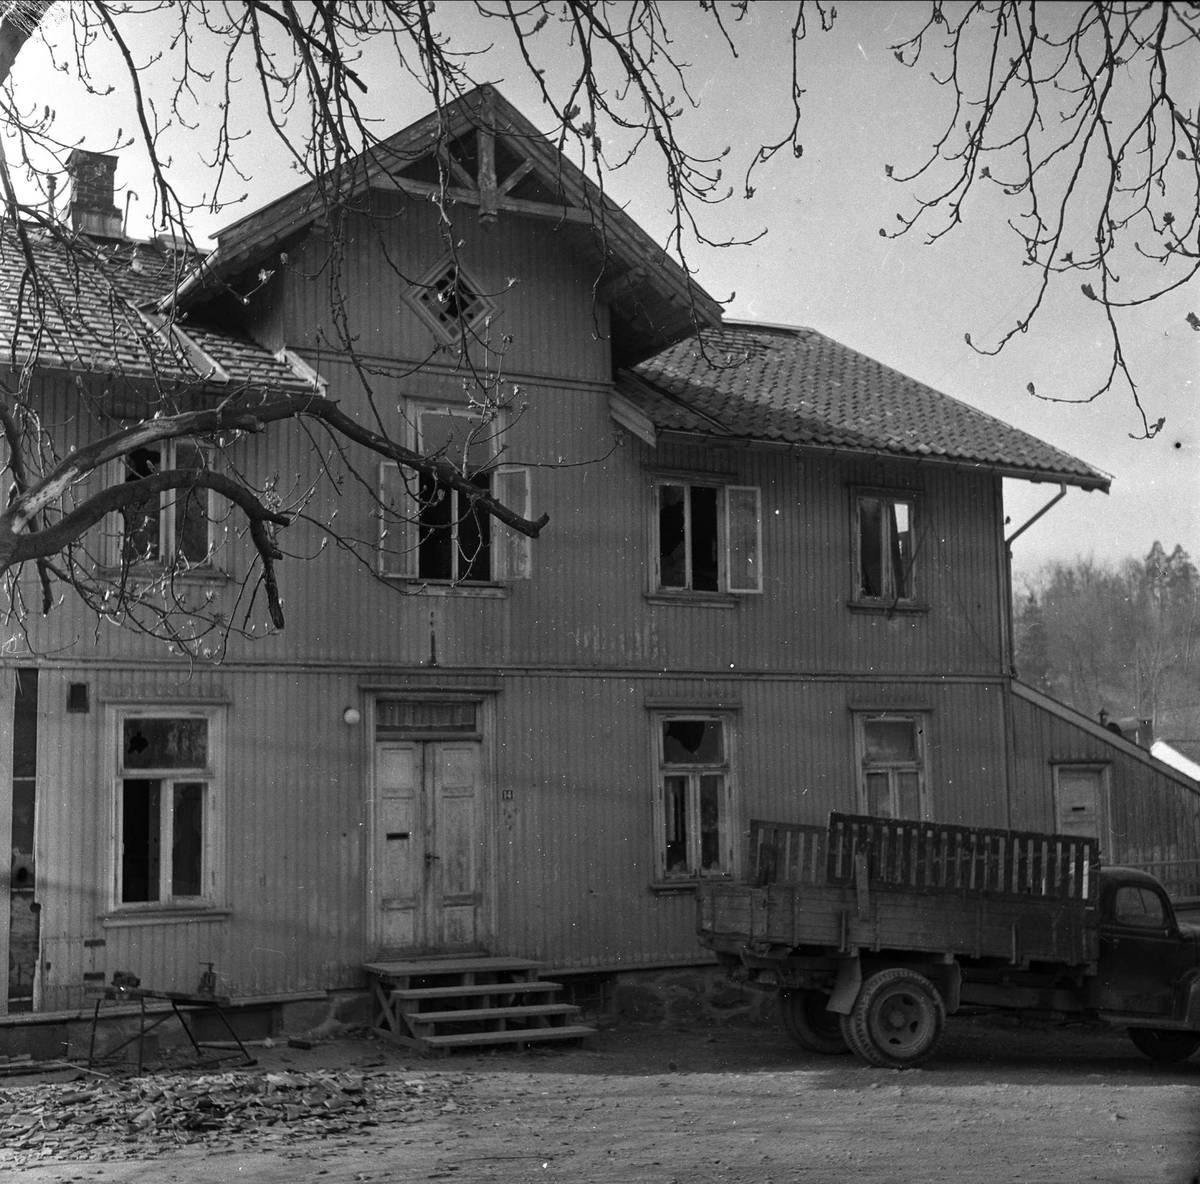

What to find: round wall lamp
left=342, top=707, right=362, bottom=727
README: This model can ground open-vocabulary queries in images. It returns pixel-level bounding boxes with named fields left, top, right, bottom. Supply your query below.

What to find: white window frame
left=653, top=714, right=736, bottom=882
left=109, top=439, right=217, bottom=569
left=854, top=712, right=930, bottom=821
left=109, top=706, right=224, bottom=912
left=652, top=478, right=761, bottom=595
left=853, top=490, right=917, bottom=605
left=378, top=405, right=530, bottom=583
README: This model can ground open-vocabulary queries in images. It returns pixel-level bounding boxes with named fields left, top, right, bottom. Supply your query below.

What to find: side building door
left=371, top=700, right=486, bottom=954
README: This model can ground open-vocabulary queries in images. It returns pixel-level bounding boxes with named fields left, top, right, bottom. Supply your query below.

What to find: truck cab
left=1088, top=868, right=1200, bottom=1060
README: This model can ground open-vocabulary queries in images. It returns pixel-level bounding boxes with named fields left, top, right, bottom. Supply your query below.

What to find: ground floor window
left=855, top=712, right=929, bottom=820
left=114, top=711, right=220, bottom=908
left=655, top=716, right=734, bottom=880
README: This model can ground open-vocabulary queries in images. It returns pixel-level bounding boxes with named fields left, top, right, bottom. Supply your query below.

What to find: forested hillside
left=1013, top=542, right=1200, bottom=746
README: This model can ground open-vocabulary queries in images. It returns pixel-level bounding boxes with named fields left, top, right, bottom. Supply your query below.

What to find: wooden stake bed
left=363, top=957, right=595, bottom=1055
left=700, top=814, right=1101, bottom=970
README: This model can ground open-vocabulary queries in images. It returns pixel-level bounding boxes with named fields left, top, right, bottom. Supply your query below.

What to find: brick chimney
left=66, top=149, right=123, bottom=238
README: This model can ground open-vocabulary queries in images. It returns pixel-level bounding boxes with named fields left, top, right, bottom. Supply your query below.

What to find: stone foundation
left=0, top=971, right=772, bottom=1065
left=613, top=966, right=775, bottom=1026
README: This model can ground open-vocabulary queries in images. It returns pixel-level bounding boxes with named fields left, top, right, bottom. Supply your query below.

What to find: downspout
left=1005, top=482, right=1067, bottom=549
left=1000, top=482, right=1066, bottom=831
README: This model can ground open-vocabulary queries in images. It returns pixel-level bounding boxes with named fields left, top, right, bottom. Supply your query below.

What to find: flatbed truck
left=697, top=813, right=1200, bottom=1068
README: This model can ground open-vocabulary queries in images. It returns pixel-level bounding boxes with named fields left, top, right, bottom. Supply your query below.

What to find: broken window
left=657, top=717, right=733, bottom=880
left=655, top=481, right=761, bottom=594
left=116, top=713, right=216, bottom=907
left=857, top=714, right=927, bottom=821
left=121, top=440, right=213, bottom=567
left=406, top=258, right=496, bottom=343
left=414, top=411, right=494, bottom=582
left=378, top=417, right=530, bottom=584
left=856, top=493, right=914, bottom=602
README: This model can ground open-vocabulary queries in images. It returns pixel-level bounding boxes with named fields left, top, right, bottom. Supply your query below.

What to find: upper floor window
left=655, top=715, right=735, bottom=880
left=855, top=492, right=915, bottom=603
left=655, top=480, right=761, bottom=595
left=121, top=440, right=213, bottom=567
left=379, top=405, right=530, bottom=585
left=855, top=712, right=928, bottom=820
left=113, top=709, right=223, bottom=910
left=415, top=410, right=494, bottom=582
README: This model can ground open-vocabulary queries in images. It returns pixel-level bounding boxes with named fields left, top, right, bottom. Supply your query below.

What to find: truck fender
left=1181, top=969, right=1200, bottom=1027
left=933, top=958, right=962, bottom=1015
left=827, top=955, right=862, bottom=1015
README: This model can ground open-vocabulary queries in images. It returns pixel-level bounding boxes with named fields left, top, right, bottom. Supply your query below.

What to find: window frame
left=405, top=256, right=497, bottom=344
left=108, top=706, right=224, bottom=914
left=651, top=476, right=762, bottom=597
left=378, top=404, right=530, bottom=586
left=112, top=439, right=218, bottom=570
left=854, top=711, right=930, bottom=821
left=652, top=713, right=737, bottom=884
left=851, top=488, right=919, bottom=608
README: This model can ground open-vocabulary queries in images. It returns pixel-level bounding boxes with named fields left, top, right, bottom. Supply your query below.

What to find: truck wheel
left=845, top=968, right=945, bottom=1069
left=779, top=989, right=850, bottom=1055
left=1128, top=1028, right=1200, bottom=1064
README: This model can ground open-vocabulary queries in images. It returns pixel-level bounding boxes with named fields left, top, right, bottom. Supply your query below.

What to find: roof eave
left=652, top=427, right=1111, bottom=491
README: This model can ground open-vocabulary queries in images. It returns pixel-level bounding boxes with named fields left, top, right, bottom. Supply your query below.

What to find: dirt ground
left=1, top=1015, right=1198, bottom=1184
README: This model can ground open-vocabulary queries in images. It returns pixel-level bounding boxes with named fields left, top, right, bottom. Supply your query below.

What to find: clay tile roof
left=621, top=322, right=1110, bottom=490
left=0, top=222, right=315, bottom=395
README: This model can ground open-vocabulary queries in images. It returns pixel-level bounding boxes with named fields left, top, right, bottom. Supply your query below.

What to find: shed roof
left=621, top=322, right=1110, bottom=490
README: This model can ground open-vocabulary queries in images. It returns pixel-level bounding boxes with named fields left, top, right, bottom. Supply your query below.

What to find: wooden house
left=1, top=86, right=1197, bottom=1029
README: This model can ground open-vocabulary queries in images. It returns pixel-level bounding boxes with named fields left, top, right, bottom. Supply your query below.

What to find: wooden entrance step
left=363, top=956, right=595, bottom=1055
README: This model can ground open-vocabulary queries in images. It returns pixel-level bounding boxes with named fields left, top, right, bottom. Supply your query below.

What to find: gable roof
left=165, top=85, right=722, bottom=366
left=0, top=223, right=317, bottom=396
left=619, top=322, right=1110, bottom=490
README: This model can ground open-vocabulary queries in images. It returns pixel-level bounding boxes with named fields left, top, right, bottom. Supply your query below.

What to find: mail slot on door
left=385, top=832, right=410, bottom=841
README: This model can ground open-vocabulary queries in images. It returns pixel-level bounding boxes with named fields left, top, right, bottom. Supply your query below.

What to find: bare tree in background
left=1015, top=544, right=1200, bottom=738
left=0, top=1, right=1194, bottom=655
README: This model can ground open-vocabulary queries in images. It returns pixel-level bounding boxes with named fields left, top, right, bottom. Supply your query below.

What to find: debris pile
left=0, top=1067, right=468, bottom=1165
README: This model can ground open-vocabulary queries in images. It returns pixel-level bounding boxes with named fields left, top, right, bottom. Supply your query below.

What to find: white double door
left=373, top=740, right=484, bottom=952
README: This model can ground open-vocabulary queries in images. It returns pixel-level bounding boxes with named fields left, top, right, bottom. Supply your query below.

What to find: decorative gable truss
left=382, top=116, right=577, bottom=226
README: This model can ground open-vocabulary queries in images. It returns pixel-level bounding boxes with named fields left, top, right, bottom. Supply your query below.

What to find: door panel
left=430, top=742, right=482, bottom=948
left=1055, top=767, right=1103, bottom=840
left=376, top=743, right=423, bottom=949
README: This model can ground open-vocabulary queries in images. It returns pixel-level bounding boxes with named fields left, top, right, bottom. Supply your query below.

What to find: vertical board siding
left=20, top=370, right=1011, bottom=683
left=29, top=662, right=1021, bottom=1002
left=270, top=200, right=612, bottom=386
left=488, top=672, right=1013, bottom=969
left=1010, top=690, right=1200, bottom=873
left=33, top=666, right=366, bottom=1010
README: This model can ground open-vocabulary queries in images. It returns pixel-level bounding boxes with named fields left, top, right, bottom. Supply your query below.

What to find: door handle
left=424, top=853, right=441, bottom=864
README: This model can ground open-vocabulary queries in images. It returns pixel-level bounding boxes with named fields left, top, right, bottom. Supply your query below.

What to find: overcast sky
left=12, top=2, right=1197, bottom=581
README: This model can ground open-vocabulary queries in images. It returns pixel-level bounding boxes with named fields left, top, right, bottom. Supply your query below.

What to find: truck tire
left=778, top=989, right=850, bottom=1055
left=1127, top=1028, right=1200, bottom=1064
left=843, top=968, right=945, bottom=1069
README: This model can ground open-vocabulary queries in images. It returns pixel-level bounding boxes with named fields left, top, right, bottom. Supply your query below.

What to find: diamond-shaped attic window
left=407, top=259, right=495, bottom=342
